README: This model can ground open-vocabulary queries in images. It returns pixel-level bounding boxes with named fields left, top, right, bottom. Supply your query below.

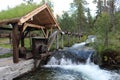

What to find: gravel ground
left=0, top=47, right=11, bottom=55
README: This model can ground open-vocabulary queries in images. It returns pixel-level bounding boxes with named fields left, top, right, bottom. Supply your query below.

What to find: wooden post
left=44, top=29, right=49, bottom=38
left=61, top=33, right=64, bottom=48
left=56, top=34, right=59, bottom=50
left=21, top=32, right=25, bottom=47
left=9, top=33, right=12, bottom=44
left=12, top=24, right=19, bottom=63
left=72, top=34, right=74, bottom=44
left=68, top=34, right=70, bottom=47
left=29, top=31, right=32, bottom=48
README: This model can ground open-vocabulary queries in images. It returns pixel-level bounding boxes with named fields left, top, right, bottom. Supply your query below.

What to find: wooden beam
left=22, top=23, right=45, bottom=32
left=56, top=34, right=59, bottom=50
left=21, top=32, right=25, bottom=47
left=43, top=29, right=49, bottom=38
left=61, top=33, right=64, bottom=48
left=24, top=30, right=30, bottom=38
left=22, top=23, right=28, bottom=33
left=26, top=23, right=45, bottom=29
left=0, top=18, right=20, bottom=26
left=46, top=5, right=62, bottom=31
left=19, top=4, right=47, bottom=25
left=45, top=24, right=57, bottom=29
left=0, top=27, right=12, bottom=31
left=12, top=24, right=19, bottom=63
left=44, top=9, right=54, bottom=24
left=41, top=28, right=47, bottom=38
left=50, top=27, right=53, bottom=35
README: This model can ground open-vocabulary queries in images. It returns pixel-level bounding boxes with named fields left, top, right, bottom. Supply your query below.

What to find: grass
left=0, top=38, right=12, bottom=48
left=24, top=38, right=31, bottom=49
left=0, top=53, right=12, bottom=58
left=0, top=38, right=12, bottom=58
left=0, top=44, right=11, bottom=48
left=0, top=3, right=39, bottom=20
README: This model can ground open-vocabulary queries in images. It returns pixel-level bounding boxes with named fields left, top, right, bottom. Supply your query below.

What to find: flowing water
left=16, top=36, right=120, bottom=80
left=16, top=54, right=120, bottom=80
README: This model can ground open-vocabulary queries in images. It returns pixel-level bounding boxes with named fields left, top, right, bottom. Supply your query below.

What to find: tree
left=71, top=0, right=88, bottom=33
left=23, top=0, right=33, bottom=4
left=94, top=13, right=110, bottom=49
left=108, top=0, right=115, bottom=31
left=93, top=0, right=103, bottom=27
left=57, top=12, right=76, bottom=32
left=41, top=0, right=54, bottom=12
left=87, top=8, right=93, bottom=30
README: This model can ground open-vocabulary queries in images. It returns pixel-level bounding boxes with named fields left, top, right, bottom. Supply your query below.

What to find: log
left=12, top=24, right=19, bottom=63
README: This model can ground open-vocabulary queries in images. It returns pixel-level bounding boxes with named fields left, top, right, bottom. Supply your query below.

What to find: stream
left=16, top=36, right=120, bottom=80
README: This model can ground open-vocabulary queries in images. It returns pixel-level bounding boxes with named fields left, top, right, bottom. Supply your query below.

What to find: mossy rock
left=115, top=56, right=120, bottom=63
left=101, top=49, right=119, bottom=66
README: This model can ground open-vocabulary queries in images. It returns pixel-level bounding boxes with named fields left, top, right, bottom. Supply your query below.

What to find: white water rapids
left=45, top=37, right=120, bottom=80
left=16, top=35, right=120, bottom=80
left=45, top=36, right=120, bottom=80
left=45, top=56, right=120, bottom=80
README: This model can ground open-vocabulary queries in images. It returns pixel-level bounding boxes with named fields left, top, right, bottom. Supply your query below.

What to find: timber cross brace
left=0, top=4, right=62, bottom=63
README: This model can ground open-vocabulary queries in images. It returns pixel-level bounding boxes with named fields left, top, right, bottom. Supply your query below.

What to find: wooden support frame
left=19, top=4, right=47, bottom=24
left=50, top=27, right=53, bottom=35
left=46, top=6, right=62, bottom=31
left=43, top=29, right=49, bottom=38
left=12, top=24, right=19, bottom=63
left=22, top=23, right=45, bottom=33
left=41, top=28, right=48, bottom=38
left=22, top=23, right=48, bottom=38
left=56, top=34, right=59, bottom=50
left=61, top=33, right=64, bottom=48
left=21, top=32, right=25, bottom=47
left=0, top=4, right=63, bottom=65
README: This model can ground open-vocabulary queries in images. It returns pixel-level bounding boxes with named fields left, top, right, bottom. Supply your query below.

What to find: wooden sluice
left=0, top=4, right=62, bottom=68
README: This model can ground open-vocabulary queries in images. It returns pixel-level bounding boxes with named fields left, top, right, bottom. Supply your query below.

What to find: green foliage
left=0, top=53, right=12, bottom=58
left=72, top=0, right=88, bottom=32
left=93, top=39, right=105, bottom=54
left=24, top=38, right=31, bottom=49
left=80, top=35, right=87, bottom=42
left=0, top=3, right=39, bottom=20
left=115, top=12, right=120, bottom=31
left=0, top=38, right=11, bottom=48
left=86, top=8, right=93, bottom=33
left=57, top=12, right=77, bottom=32
left=93, top=12, right=120, bottom=54
left=57, top=0, right=91, bottom=34
left=93, top=13, right=110, bottom=48
left=0, top=44, right=11, bottom=48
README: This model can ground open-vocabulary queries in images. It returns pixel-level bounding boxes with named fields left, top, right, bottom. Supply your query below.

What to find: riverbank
left=0, top=57, right=34, bottom=80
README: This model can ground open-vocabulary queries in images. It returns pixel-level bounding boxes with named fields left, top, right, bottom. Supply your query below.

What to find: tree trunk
left=109, top=0, right=115, bottom=32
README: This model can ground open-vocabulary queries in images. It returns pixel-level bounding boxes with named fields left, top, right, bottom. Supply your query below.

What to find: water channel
left=16, top=36, right=120, bottom=80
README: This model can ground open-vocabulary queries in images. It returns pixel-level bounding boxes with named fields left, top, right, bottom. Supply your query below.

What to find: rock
left=0, top=59, right=34, bottom=80
left=51, top=49, right=95, bottom=64
left=100, top=49, right=120, bottom=69
left=115, top=56, right=120, bottom=63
